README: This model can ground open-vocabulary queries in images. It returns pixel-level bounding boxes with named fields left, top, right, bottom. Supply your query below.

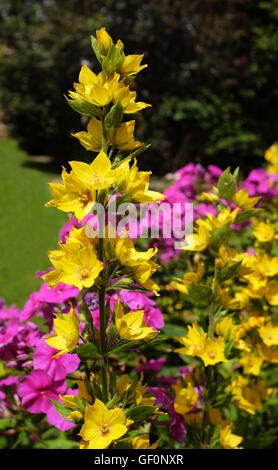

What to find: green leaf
left=126, top=405, right=155, bottom=421
left=0, top=418, right=16, bottom=430
left=217, top=260, right=242, bottom=283
left=104, top=102, right=124, bottom=130
left=218, top=167, right=237, bottom=204
left=65, top=96, right=100, bottom=117
left=234, top=208, right=264, bottom=223
left=188, top=283, right=212, bottom=304
left=162, top=323, right=187, bottom=337
left=77, top=342, right=98, bottom=360
left=102, top=44, right=123, bottom=76
left=91, top=35, right=106, bottom=64
left=47, top=399, right=75, bottom=423
left=210, top=223, right=231, bottom=248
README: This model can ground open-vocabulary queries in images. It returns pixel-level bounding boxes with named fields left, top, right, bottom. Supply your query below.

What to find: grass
left=0, top=138, right=67, bottom=308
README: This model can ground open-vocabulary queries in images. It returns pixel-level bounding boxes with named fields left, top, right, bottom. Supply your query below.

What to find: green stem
left=98, top=235, right=109, bottom=403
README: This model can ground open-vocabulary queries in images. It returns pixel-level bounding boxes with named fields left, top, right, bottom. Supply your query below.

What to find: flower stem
left=98, top=235, right=109, bottom=403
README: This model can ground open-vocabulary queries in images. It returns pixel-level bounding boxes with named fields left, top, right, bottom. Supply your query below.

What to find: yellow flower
left=109, top=121, right=143, bottom=150
left=79, top=399, right=127, bottom=449
left=44, top=304, right=80, bottom=357
left=233, top=188, right=260, bottom=210
left=116, top=158, right=165, bottom=203
left=218, top=286, right=249, bottom=310
left=240, top=312, right=265, bottom=332
left=220, top=422, right=243, bottom=449
left=265, top=281, right=278, bottom=305
left=68, top=410, right=83, bottom=421
left=173, top=381, right=198, bottom=415
left=206, top=208, right=239, bottom=230
left=72, top=117, right=103, bottom=152
left=43, top=242, right=103, bottom=290
left=258, top=321, right=278, bottom=347
left=253, top=220, right=275, bottom=243
left=95, top=27, right=113, bottom=55
left=132, top=434, right=159, bottom=449
left=239, top=351, right=264, bottom=376
left=215, top=245, right=254, bottom=277
left=69, top=65, right=120, bottom=107
left=170, top=260, right=204, bottom=295
left=182, top=219, right=210, bottom=252
left=208, top=408, right=222, bottom=426
left=258, top=343, right=278, bottom=363
left=113, top=81, right=151, bottom=114
left=198, top=336, right=227, bottom=367
left=215, top=315, right=246, bottom=349
left=174, top=322, right=207, bottom=357
left=69, top=150, right=116, bottom=191
left=46, top=166, right=96, bottom=221
left=227, top=375, right=256, bottom=415
left=265, top=142, right=278, bottom=174
left=201, top=191, right=219, bottom=203
left=115, top=301, right=157, bottom=341
left=114, top=237, right=160, bottom=294
left=118, top=54, right=148, bottom=79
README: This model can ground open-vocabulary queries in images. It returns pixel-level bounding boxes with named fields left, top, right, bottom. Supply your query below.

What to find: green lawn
left=0, top=139, right=67, bottom=308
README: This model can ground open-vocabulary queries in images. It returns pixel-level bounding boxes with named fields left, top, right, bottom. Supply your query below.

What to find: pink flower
left=17, top=369, right=66, bottom=414
left=37, top=282, right=79, bottom=304
left=33, top=342, right=80, bottom=381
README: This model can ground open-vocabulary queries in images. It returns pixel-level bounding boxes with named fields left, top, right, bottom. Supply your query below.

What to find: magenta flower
left=37, top=282, right=79, bottom=304
left=136, top=358, right=166, bottom=374
left=17, top=369, right=66, bottom=414
left=33, top=342, right=80, bottom=381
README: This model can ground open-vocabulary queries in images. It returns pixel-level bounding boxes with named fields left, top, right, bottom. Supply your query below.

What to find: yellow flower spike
left=132, top=434, right=159, bottom=450
left=109, top=120, right=143, bottom=150
left=72, top=117, right=104, bottom=152
left=44, top=304, right=80, bottom=357
left=239, top=351, right=264, bottom=376
left=199, top=336, right=228, bottom=367
left=258, top=321, right=278, bottom=346
left=233, top=188, right=261, bottom=210
left=220, top=422, right=243, bottom=449
left=173, top=381, right=198, bottom=415
left=115, top=301, right=157, bottom=341
left=79, top=399, right=127, bottom=449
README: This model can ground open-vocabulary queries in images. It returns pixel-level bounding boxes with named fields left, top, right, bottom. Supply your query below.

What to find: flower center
left=80, top=268, right=90, bottom=279
left=99, top=422, right=110, bottom=435
left=207, top=350, right=217, bottom=360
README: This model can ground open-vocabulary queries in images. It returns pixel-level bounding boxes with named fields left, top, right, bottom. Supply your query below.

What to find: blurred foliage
left=0, top=0, right=278, bottom=174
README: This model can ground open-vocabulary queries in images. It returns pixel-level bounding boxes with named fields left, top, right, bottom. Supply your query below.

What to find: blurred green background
left=0, top=0, right=278, bottom=306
